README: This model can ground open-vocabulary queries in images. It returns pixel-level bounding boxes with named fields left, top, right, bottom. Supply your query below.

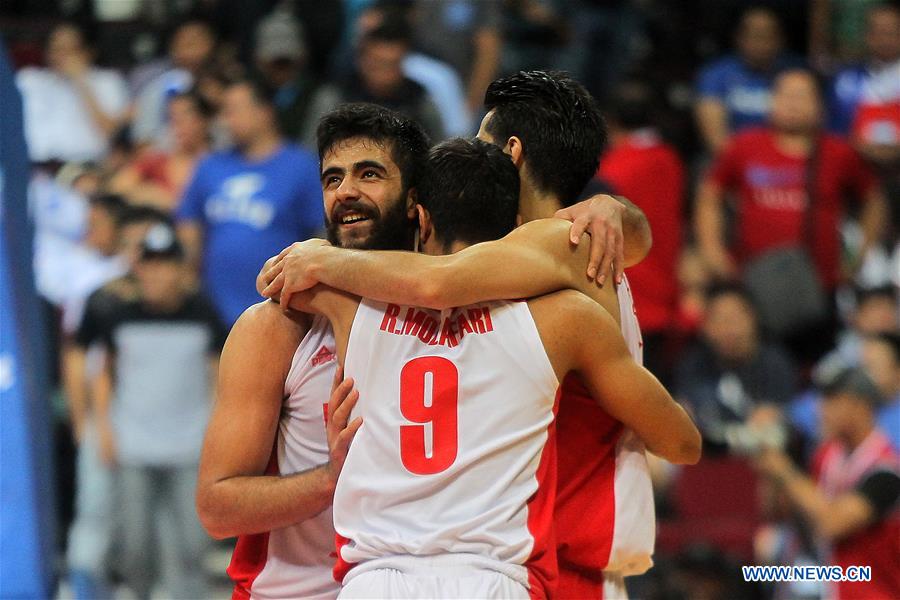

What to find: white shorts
left=338, top=554, right=530, bottom=599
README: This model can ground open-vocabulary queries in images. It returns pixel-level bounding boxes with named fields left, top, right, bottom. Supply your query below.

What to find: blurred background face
left=221, top=84, right=270, bottom=146
left=866, top=7, right=900, bottom=62
left=736, top=10, right=782, bottom=69
left=860, top=338, right=900, bottom=398
left=85, top=206, right=119, bottom=256
left=46, top=24, right=88, bottom=71
left=170, top=22, right=214, bottom=72
left=855, top=295, right=899, bottom=334
left=769, top=71, right=822, bottom=133
left=358, top=40, right=406, bottom=97
left=168, top=96, right=208, bottom=151
left=258, top=57, right=300, bottom=88
left=819, top=392, right=858, bottom=440
left=702, top=293, right=758, bottom=362
left=135, top=259, right=184, bottom=306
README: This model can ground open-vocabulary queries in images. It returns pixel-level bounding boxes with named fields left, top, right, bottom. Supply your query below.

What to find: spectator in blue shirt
left=828, top=3, right=900, bottom=167
left=695, top=7, right=804, bottom=154
left=176, top=78, right=324, bottom=327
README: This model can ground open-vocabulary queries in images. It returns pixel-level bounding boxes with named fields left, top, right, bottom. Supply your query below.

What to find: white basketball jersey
left=228, top=316, right=340, bottom=600
left=334, top=299, right=560, bottom=596
left=610, top=275, right=655, bottom=574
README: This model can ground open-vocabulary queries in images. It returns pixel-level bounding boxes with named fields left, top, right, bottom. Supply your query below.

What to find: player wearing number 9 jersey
left=266, top=72, right=662, bottom=598
left=284, top=138, right=701, bottom=598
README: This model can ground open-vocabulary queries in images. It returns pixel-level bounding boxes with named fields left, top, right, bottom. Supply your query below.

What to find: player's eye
left=361, top=169, right=380, bottom=179
left=324, top=175, right=342, bottom=188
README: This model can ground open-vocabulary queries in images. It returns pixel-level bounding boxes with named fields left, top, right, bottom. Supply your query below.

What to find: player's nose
left=335, top=176, right=361, bottom=201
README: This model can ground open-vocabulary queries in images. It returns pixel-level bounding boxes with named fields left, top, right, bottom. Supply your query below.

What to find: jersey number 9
left=399, top=356, right=459, bottom=475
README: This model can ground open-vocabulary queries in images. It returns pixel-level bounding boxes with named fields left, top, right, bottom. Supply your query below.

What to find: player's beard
left=325, top=192, right=416, bottom=251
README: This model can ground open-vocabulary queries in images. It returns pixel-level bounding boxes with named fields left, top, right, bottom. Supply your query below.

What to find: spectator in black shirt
left=80, top=223, right=225, bottom=599
left=308, top=20, right=444, bottom=143
left=675, top=283, right=798, bottom=453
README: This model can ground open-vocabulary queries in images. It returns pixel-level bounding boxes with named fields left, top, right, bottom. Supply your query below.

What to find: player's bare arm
left=196, top=301, right=356, bottom=539
left=277, top=283, right=361, bottom=365
left=555, top=194, right=653, bottom=285
left=529, top=290, right=702, bottom=465
left=263, top=219, right=619, bottom=321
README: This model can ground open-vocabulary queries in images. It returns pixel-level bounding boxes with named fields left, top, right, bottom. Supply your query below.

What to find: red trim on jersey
left=525, top=388, right=561, bottom=599
left=555, top=373, right=624, bottom=584
left=227, top=446, right=280, bottom=599
left=332, top=533, right=357, bottom=583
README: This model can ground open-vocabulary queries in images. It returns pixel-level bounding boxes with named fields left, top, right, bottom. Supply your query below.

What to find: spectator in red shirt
left=696, top=68, right=887, bottom=291
left=598, top=82, right=685, bottom=383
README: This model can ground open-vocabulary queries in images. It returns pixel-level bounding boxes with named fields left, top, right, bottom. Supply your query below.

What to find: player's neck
left=519, top=186, right=562, bottom=221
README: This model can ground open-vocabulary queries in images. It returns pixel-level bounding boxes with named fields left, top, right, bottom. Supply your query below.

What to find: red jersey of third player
left=708, top=127, right=878, bottom=289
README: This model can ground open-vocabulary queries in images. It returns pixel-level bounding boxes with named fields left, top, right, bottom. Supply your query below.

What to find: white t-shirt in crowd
left=16, top=66, right=128, bottom=163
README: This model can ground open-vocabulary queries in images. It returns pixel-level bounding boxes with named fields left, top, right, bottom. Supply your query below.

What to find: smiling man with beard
left=196, top=104, right=428, bottom=600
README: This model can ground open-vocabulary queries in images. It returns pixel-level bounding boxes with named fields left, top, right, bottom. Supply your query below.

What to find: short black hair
left=120, top=205, right=173, bottom=229
left=360, top=18, right=412, bottom=47
left=316, top=103, right=430, bottom=192
left=418, top=138, right=519, bottom=251
left=705, top=281, right=759, bottom=315
left=608, top=80, right=656, bottom=131
left=856, top=284, right=898, bottom=308
left=228, top=77, right=278, bottom=109
left=169, top=89, right=215, bottom=120
left=483, top=70, right=607, bottom=205
left=89, top=194, right=129, bottom=226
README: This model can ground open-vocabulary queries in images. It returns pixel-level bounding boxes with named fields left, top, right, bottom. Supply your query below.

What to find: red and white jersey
left=227, top=315, right=340, bottom=600
left=555, top=275, right=656, bottom=577
left=334, top=299, right=560, bottom=596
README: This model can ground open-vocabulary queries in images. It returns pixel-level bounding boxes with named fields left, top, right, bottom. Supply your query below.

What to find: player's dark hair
left=483, top=70, right=607, bottom=206
left=317, top=103, right=430, bottom=192
left=418, top=138, right=519, bottom=252
left=89, top=194, right=129, bottom=226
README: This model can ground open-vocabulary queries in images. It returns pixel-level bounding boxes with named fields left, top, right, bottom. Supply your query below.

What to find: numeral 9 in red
left=399, top=356, right=459, bottom=475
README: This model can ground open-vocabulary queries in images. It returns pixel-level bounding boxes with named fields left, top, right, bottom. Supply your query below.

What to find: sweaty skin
left=260, top=219, right=623, bottom=327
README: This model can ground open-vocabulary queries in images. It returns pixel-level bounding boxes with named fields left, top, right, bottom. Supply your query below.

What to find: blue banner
left=0, top=44, right=56, bottom=598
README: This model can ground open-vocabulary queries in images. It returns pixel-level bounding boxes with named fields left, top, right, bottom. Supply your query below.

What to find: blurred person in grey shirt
left=81, top=223, right=225, bottom=599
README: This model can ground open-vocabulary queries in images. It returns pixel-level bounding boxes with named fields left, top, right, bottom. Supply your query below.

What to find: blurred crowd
left=2, top=0, right=899, bottom=598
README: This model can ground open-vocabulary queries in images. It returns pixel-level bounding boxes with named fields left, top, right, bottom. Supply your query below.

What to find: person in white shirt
left=16, top=22, right=128, bottom=164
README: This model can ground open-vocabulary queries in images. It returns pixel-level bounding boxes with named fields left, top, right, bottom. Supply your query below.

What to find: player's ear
left=505, top=136, right=524, bottom=167
left=416, top=204, right=433, bottom=245
left=406, top=187, right=418, bottom=218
